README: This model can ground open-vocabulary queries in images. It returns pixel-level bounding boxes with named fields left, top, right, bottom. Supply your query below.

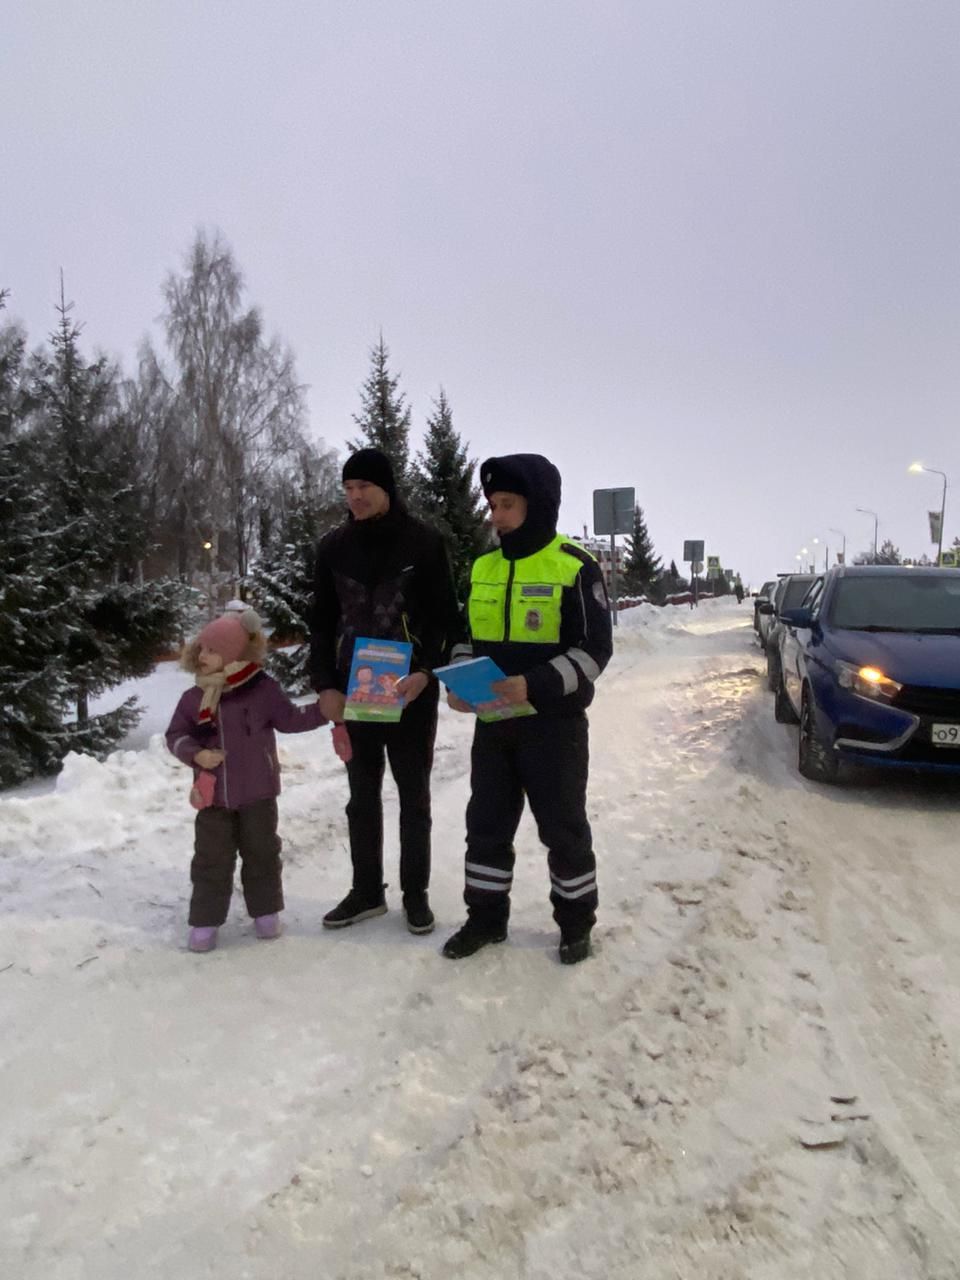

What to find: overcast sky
left=5, top=1, right=960, bottom=584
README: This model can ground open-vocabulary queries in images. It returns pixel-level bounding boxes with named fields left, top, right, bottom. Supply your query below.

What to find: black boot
left=441, top=918, right=507, bottom=959
left=558, top=929, right=592, bottom=965
left=403, top=893, right=435, bottom=935
left=322, top=886, right=387, bottom=929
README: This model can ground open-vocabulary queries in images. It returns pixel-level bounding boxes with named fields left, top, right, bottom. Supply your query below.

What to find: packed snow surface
left=2, top=599, right=959, bottom=1278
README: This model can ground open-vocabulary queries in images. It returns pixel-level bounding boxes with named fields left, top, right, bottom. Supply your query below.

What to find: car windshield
left=781, top=578, right=813, bottom=610
left=830, top=575, right=960, bottom=631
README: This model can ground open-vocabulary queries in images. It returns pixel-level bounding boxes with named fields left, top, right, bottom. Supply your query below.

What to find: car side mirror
left=757, top=601, right=774, bottom=615
left=779, top=606, right=813, bottom=628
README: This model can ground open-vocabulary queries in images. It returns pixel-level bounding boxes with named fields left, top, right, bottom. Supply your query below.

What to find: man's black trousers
left=463, top=711, right=598, bottom=934
left=344, top=682, right=438, bottom=901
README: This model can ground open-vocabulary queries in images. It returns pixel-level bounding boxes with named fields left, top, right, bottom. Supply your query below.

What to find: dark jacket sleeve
left=165, top=691, right=208, bottom=766
left=308, top=532, right=342, bottom=692
left=416, top=532, right=468, bottom=674
left=524, top=557, right=613, bottom=711
left=263, top=677, right=328, bottom=734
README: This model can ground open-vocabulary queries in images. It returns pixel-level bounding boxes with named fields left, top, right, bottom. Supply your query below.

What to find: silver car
left=763, top=573, right=815, bottom=686
left=753, top=580, right=777, bottom=640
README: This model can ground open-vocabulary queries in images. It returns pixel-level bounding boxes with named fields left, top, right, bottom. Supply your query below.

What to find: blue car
left=775, top=565, right=960, bottom=782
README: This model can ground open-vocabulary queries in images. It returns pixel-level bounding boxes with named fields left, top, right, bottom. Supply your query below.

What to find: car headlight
left=836, top=660, right=902, bottom=702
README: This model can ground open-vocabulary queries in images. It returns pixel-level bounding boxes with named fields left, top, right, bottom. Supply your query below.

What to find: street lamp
left=909, top=462, right=948, bottom=567
left=202, top=539, right=215, bottom=616
left=856, top=508, right=879, bottom=563
left=830, top=527, right=846, bottom=566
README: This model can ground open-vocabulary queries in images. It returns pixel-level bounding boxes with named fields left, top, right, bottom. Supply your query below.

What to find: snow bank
left=4, top=598, right=955, bottom=1278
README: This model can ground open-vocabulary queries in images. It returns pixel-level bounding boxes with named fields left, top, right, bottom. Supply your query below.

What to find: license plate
left=931, top=723, right=960, bottom=747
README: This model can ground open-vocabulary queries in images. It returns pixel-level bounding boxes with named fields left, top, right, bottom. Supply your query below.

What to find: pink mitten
left=190, top=770, right=217, bottom=809
left=332, top=722, right=353, bottom=764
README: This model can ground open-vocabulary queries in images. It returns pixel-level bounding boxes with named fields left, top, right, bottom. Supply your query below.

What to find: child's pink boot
left=188, top=926, right=218, bottom=953
left=254, top=913, right=282, bottom=941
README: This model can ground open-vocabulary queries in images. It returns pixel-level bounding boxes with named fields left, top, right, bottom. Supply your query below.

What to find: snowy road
left=1, top=600, right=958, bottom=1279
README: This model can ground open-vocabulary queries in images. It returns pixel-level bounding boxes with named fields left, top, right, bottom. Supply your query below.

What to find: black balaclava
left=479, top=454, right=561, bottom=560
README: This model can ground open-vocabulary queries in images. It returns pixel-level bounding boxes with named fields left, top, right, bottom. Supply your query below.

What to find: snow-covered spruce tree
left=661, top=559, right=689, bottom=595
left=853, top=539, right=900, bottom=566
left=251, top=443, right=341, bottom=693
left=410, top=388, right=489, bottom=599
left=347, top=335, right=412, bottom=497
left=0, top=295, right=75, bottom=785
left=622, top=504, right=663, bottom=598
left=27, top=285, right=184, bottom=759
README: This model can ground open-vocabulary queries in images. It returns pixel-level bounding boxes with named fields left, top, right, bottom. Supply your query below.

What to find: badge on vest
left=524, top=608, right=543, bottom=631
left=520, top=584, right=553, bottom=598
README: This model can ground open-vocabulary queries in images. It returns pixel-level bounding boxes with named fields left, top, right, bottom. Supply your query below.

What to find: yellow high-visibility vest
left=468, top=535, right=593, bottom=644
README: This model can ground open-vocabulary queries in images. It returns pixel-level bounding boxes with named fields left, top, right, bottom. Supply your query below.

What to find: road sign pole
left=683, top=541, right=704, bottom=610
left=609, top=533, right=618, bottom=626
left=594, top=486, right=635, bottom=627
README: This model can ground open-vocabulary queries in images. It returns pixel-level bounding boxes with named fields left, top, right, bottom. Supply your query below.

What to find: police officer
left=309, top=448, right=463, bottom=935
left=442, top=454, right=613, bottom=964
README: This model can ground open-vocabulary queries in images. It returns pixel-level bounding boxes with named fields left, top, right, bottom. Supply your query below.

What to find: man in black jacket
left=442, top=453, right=613, bottom=964
left=309, top=448, right=463, bottom=934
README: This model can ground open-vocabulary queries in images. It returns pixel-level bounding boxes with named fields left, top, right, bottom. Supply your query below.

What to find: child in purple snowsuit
left=166, top=609, right=327, bottom=953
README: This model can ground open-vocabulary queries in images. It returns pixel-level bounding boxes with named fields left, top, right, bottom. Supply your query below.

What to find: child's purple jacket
left=165, top=670, right=327, bottom=810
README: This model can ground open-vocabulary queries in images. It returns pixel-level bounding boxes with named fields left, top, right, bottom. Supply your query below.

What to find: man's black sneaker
left=403, top=895, right=435, bottom=935
left=558, top=932, right=592, bottom=965
left=441, top=919, right=507, bottom=959
left=322, top=889, right=387, bottom=929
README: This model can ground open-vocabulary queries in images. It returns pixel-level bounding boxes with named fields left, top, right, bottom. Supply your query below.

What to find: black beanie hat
left=342, top=448, right=396, bottom=500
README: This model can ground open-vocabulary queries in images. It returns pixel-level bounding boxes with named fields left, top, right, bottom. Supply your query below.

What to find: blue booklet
left=344, top=637, right=413, bottom=722
left=433, top=656, right=537, bottom=722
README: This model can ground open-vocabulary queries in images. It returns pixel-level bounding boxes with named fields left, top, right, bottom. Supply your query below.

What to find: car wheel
left=774, top=672, right=799, bottom=724
left=766, top=650, right=780, bottom=692
left=798, top=685, right=839, bottom=783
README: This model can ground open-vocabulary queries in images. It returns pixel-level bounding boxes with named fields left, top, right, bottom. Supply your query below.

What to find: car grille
left=892, top=685, right=960, bottom=718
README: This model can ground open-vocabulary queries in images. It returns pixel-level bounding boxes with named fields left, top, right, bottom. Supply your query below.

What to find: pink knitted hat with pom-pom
left=197, top=615, right=251, bottom=665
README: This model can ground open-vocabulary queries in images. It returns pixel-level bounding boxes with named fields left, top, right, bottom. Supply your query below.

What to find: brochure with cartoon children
left=344, top=637, right=413, bottom=722
left=432, top=656, right=537, bottom=722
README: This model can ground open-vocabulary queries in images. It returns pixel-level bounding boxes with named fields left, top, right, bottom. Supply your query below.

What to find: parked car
left=762, top=574, right=815, bottom=677
left=757, top=581, right=814, bottom=660
left=752, top=580, right=777, bottom=636
left=774, top=565, right=960, bottom=782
